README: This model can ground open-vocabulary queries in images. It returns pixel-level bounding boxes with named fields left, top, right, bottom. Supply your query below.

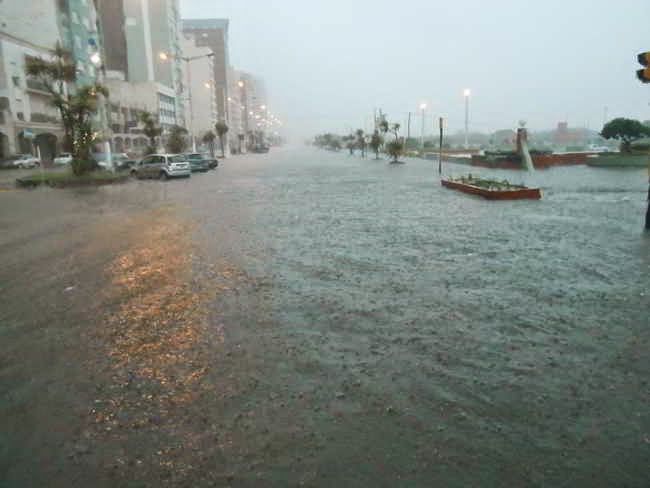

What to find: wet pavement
left=0, top=148, right=648, bottom=487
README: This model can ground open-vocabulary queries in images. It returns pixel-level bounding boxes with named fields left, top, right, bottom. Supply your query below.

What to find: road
left=1, top=148, right=648, bottom=487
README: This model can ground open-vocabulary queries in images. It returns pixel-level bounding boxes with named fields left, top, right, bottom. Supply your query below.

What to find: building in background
left=182, top=19, right=230, bottom=130
left=180, top=34, right=217, bottom=151
left=96, top=0, right=184, bottom=152
left=0, top=0, right=69, bottom=159
left=58, top=0, right=104, bottom=86
left=227, top=66, right=244, bottom=152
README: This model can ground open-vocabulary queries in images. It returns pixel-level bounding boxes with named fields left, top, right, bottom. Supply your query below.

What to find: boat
left=441, top=176, right=541, bottom=200
left=469, top=151, right=590, bottom=170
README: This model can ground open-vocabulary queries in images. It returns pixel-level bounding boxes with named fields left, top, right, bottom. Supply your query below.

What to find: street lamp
left=463, top=89, right=471, bottom=149
left=159, top=50, right=215, bottom=151
left=419, top=103, right=427, bottom=150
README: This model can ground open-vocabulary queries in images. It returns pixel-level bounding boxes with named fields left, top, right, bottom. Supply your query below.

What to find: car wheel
left=160, top=171, right=168, bottom=181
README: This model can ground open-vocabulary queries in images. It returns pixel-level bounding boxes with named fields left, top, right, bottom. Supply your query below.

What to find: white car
left=54, top=153, right=72, bottom=165
left=11, top=154, right=41, bottom=168
left=130, top=154, right=191, bottom=180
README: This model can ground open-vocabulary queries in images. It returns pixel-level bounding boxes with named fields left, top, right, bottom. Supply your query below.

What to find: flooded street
left=1, top=148, right=648, bottom=487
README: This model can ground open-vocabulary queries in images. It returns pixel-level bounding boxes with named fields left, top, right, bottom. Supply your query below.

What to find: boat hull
left=441, top=179, right=541, bottom=200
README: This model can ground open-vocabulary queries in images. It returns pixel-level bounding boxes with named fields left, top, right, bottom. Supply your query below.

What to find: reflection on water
left=87, top=210, right=224, bottom=480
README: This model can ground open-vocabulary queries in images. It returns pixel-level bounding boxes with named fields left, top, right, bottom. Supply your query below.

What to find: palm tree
left=215, top=121, right=229, bottom=157
left=202, top=131, right=217, bottom=157
left=369, top=131, right=384, bottom=159
left=25, top=43, right=108, bottom=175
left=356, top=129, right=366, bottom=158
left=166, top=125, right=188, bottom=154
left=387, top=123, right=404, bottom=163
left=140, top=111, right=162, bottom=155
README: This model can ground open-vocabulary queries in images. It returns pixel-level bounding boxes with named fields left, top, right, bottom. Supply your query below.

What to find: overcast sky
left=181, top=0, right=650, bottom=140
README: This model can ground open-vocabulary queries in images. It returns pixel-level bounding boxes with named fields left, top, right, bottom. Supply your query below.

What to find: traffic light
left=637, top=51, right=650, bottom=83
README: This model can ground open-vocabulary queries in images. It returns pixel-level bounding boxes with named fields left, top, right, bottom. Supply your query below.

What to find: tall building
left=0, top=0, right=103, bottom=160
left=58, top=0, right=103, bottom=86
left=96, top=0, right=185, bottom=152
left=227, top=66, right=243, bottom=152
left=181, top=19, right=230, bottom=126
left=180, top=35, right=217, bottom=149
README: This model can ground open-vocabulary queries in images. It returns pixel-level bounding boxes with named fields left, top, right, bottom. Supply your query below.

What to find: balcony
left=31, top=112, right=59, bottom=125
left=26, top=78, right=50, bottom=94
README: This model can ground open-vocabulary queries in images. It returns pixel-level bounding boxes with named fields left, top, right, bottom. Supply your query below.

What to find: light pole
left=420, top=103, right=427, bottom=150
left=463, top=89, right=471, bottom=150
left=160, top=51, right=214, bottom=152
left=89, top=52, right=113, bottom=171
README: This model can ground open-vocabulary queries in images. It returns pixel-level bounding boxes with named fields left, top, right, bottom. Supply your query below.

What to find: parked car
left=183, top=153, right=213, bottom=172
left=92, top=152, right=137, bottom=171
left=9, top=154, right=41, bottom=168
left=130, top=154, right=191, bottom=180
left=54, top=153, right=72, bottom=165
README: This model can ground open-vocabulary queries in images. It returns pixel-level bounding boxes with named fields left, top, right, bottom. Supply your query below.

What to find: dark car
left=185, top=153, right=218, bottom=171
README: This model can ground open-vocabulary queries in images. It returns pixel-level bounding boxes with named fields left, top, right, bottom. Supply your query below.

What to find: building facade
left=96, top=0, right=184, bottom=153
left=0, top=0, right=66, bottom=159
left=180, top=35, right=217, bottom=149
left=182, top=19, right=229, bottom=126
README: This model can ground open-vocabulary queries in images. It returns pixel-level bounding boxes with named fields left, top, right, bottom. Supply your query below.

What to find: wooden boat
left=441, top=177, right=541, bottom=200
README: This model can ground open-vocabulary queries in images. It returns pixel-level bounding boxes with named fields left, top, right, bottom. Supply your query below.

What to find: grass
left=453, top=174, right=527, bottom=190
left=17, top=169, right=129, bottom=188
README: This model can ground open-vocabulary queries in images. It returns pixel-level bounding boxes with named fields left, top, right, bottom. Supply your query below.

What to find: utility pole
left=407, top=112, right=412, bottom=149
left=419, top=103, right=427, bottom=150
left=438, top=117, right=444, bottom=175
left=464, top=89, right=471, bottom=150
left=636, top=51, right=650, bottom=229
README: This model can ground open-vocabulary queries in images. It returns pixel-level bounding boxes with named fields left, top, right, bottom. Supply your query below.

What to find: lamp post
left=160, top=51, right=214, bottom=152
left=89, top=51, right=113, bottom=171
left=419, top=103, right=427, bottom=150
left=463, top=89, right=471, bottom=150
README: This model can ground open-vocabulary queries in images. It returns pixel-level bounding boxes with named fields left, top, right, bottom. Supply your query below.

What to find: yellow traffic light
left=637, top=51, right=650, bottom=83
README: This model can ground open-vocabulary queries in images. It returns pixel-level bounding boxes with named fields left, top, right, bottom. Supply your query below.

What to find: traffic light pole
left=641, top=146, right=650, bottom=229
left=636, top=51, right=650, bottom=230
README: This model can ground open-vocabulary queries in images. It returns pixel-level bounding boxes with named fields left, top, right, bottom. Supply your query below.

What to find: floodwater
left=0, top=148, right=648, bottom=487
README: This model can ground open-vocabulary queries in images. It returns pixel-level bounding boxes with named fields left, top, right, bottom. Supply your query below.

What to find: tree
left=343, top=135, right=356, bottom=155
left=356, top=129, right=366, bottom=158
left=600, top=118, right=650, bottom=153
left=25, top=43, right=108, bottom=175
left=386, top=140, right=405, bottom=163
left=166, top=125, right=188, bottom=154
left=386, top=122, right=404, bottom=163
left=202, top=131, right=216, bottom=157
left=369, top=131, right=383, bottom=159
left=215, top=121, right=229, bottom=157
left=140, top=111, right=162, bottom=155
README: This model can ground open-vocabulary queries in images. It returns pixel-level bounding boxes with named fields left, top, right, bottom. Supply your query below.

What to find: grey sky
left=181, top=0, right=650, bottom=139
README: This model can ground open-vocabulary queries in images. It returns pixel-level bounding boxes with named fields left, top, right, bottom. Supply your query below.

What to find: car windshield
left=5, top=3, right=649, bottom=488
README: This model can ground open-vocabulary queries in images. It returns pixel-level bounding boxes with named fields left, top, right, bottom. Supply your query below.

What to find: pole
left=646, top=159, right=650, bottom=230
left=420, top=108, right=425, bottom=150
left=439, top=117, right=443, bottom=175
left=464, top=94, right=469, bottom=149
left=407, top=112, right=411, bottom=150
left=185, top=58, right=196, bottom=152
